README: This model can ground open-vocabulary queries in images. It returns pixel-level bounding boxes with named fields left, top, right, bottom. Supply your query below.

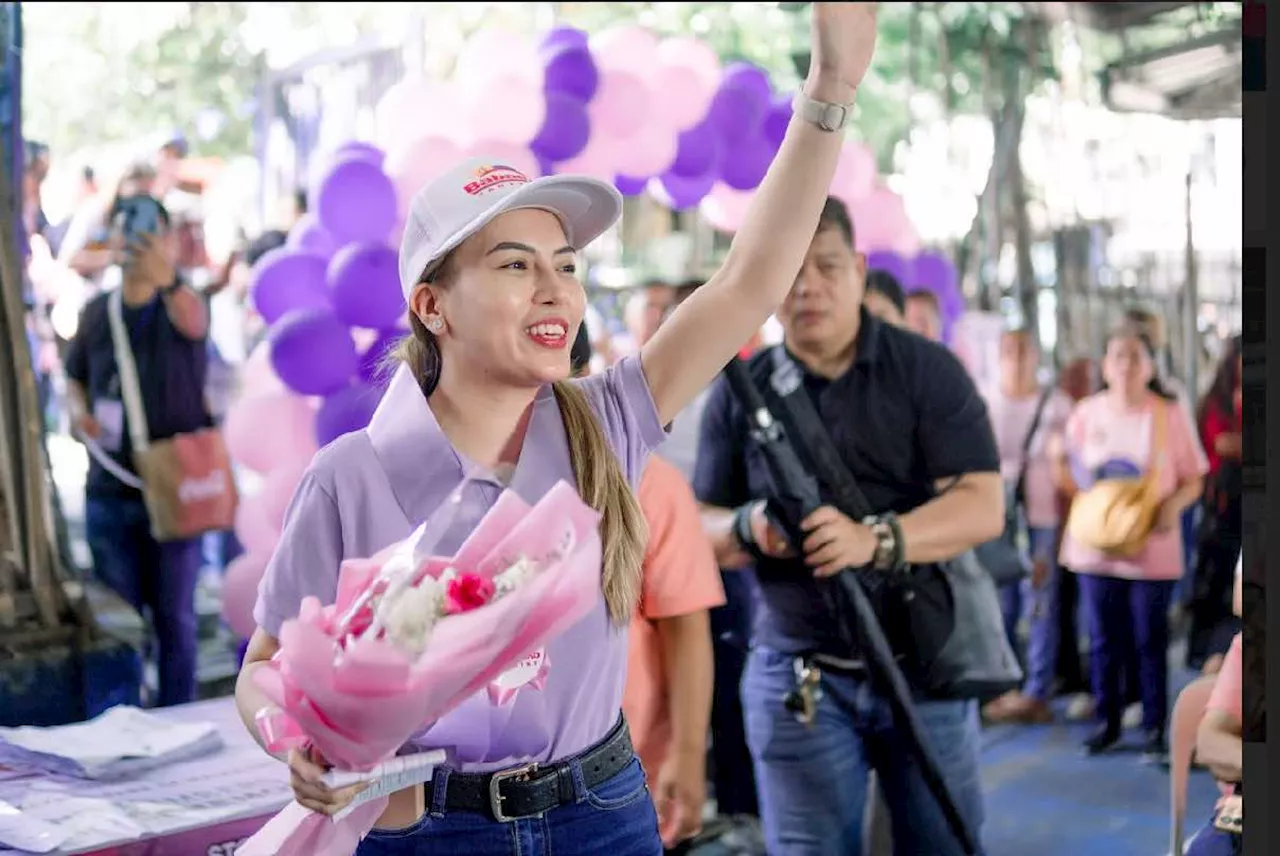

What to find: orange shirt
left=622, top=457, right=726, bottom=782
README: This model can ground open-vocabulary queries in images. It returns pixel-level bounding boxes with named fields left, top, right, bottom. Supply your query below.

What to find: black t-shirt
left=64, top=290, right=211, bottom=500
left=693, top=309, right=1000, bottom=655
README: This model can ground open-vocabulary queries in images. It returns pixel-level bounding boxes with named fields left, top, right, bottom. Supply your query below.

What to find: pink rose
left=445, top=573, right=496, bottom=614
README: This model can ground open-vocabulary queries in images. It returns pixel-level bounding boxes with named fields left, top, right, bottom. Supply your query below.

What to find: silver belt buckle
left=488, top=762, right=539, bottom=822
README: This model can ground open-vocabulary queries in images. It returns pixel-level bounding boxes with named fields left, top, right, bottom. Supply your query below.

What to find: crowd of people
left=19, top=8, right=1245, bottom=854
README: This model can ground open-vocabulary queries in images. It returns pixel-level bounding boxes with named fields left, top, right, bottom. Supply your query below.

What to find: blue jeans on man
left=998, top=527, right=1060, bottom=701
left=85, top=495, right=204, bottom=707
left=742, top=646, right=985, bottom=856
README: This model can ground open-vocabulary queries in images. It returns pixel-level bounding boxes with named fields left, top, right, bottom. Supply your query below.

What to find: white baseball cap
left=397, top=156, right=623, bottom=300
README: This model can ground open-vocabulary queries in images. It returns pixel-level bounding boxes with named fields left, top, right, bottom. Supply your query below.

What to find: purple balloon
left=722, top=62, right=773, bottom=104
left=543, top=44, right=599, bottom=103
left=286, top=213, right=341, bottom=260
left=708, top=83, right=768, bottom=143
left=358, top=330, right=404, bottom=385
left=535, top=154, right=557, bottom=177
left=866, top=251, right=912, bottom=285
left=531, top=91, right=590, bottom=162
left=268, top=308, right=359, bottom=397
left=250, top=248, right=330, bottom=325
left=327, top=242, right=405, bottom=330
left=542, top=25, right=588, bottom=52
left=614, top=174, right=648, bottom=196
left=315, top=157, right=398, bottom=245
left=762, top=93, right=793, bottom=150
left=315, top=382, right=384, bottom=447
left=656, top=170, right=716, bottom=211
left=720, top=134, right=775, bottom=191
left=333, top=141, right=386, bottom=169
left=912, top=250, right=959, bottom=296
left=670, top=120, right=721, bottom=180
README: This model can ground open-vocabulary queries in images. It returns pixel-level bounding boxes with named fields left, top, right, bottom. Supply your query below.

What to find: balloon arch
left=220, top=24, right=962, bottom=635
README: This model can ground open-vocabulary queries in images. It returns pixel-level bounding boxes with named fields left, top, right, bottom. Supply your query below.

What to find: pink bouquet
left=237, top=479, right=603, bottom=856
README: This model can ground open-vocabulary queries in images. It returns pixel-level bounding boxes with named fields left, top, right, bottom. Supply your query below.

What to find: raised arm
left=641, top=3, right=878, bottom=424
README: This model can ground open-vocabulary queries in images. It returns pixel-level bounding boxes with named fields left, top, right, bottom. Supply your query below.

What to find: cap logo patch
left=463, top=164, right=530, bottom=196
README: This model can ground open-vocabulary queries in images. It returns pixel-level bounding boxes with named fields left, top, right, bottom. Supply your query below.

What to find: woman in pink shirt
left=1056, top=326, right=1208, bottom=759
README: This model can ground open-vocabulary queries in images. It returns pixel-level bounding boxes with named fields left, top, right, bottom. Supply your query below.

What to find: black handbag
left=972, top=387, right=1053, bottom=586
left=764, top=347, right=1023, bottom=700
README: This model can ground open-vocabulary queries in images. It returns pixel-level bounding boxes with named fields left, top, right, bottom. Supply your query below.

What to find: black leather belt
left=437, top=717, right=635, bottom=822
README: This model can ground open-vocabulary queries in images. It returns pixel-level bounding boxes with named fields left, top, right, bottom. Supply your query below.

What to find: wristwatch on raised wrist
left=159, top=276, right=183, bottom=297
left=792, top=91, right=855, bottom=133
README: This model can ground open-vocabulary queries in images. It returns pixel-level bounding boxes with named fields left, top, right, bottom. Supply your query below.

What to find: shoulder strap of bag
left=1012, top=386, right=1054, bottom=506
left=107, top=289, right=152, bottom=453
left=1140, top=399, right=1169, bottom=501
left=766, top=346, right=875, bottom=520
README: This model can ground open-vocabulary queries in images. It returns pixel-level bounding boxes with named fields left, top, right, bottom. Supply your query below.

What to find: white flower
left=493, top=557, right=539, bottom=598
left=383, top=576, right=445, bottom=655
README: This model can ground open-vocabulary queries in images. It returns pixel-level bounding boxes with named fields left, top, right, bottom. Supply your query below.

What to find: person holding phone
left=64, top=199, right=213, bottom=707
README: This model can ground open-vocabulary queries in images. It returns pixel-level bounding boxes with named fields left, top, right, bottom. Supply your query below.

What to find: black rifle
left=721, top=357, right=977, bottom=855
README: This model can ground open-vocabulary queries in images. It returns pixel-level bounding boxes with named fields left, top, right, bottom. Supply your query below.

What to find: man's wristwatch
left=159, top=277, right=183, bottom=297
left=792, top=91, right=856, bottom=133
left=864, top=514, right=904, bottom=573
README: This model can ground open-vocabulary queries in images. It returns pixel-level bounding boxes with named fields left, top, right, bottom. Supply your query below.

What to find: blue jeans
left=1078, top=574, right=1174, bottom=732
left=84, top=495, right=203, bottom=707
left=355, top=757, right=661, bottom=855
left=742, top=647, right=985, bottom=856
left=997, top=527, right=1060, bottom=701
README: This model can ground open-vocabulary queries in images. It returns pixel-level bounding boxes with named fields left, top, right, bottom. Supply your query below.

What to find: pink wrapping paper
left=237, top=480, right=603, bottom=856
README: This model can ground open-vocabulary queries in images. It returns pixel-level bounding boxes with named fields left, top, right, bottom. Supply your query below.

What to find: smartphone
left=113, top=195, right=166, bottom=245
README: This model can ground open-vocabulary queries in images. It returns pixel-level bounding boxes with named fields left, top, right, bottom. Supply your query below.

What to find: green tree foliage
left=24, top=2, right=262, bottom=160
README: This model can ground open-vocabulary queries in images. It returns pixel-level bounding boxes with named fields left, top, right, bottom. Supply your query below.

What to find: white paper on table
left=0, top=706, right=221, bottom=777
left=18, top=789, right=147, bottom=851
left=0, top=799, right=69, bottom=853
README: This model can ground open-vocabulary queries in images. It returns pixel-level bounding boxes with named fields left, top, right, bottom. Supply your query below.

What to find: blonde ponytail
left=552, top=380, right=648, bottom=625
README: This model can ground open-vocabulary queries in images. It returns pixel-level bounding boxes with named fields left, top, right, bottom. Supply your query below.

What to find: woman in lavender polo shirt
left=234, top=7, right=879, bottom=853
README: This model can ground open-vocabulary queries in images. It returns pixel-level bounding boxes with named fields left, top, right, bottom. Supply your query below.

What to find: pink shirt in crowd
left=622, top=456, right=726, bottom=783
left=1059, top=392, right=1209, bottom=581
left=981, top=384, right=1073, bottom=529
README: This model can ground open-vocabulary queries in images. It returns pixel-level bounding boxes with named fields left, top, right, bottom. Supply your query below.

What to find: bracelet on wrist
left=733, top=502, right=766, bottom=562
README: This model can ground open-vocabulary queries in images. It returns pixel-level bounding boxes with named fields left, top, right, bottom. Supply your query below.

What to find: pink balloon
left=234, top=495, right=280, bottom=565
left=240, top=340, right=285, bottom=399
left=375, top=78, right=464, bottom=151
left=848, top=185, right=914, bottom=253
left=464, top=75, right=545, bottom=146
left=589, top=25, right=660, bottom=73
left=223, top=391, right=318, bottom=475
left=556, top=138, right=617, bottom=182
left=831, top=142, right=877, bottom=203
left=657, top=37, right=721, bottom=90
left=221, top=551, right=271, bottom=639
left=385, top=135, right=463, bottom=215
left=612, top=122, right=678, bottom=178
left=651, top=64, right=716, bottom=131
left=259, top=459, right=310, bottom=531
left=653, top=37, right=720, bottom=131
left=455, top=31, right=541, bottom=103
left=462, top=140, right=540, bottom=184
left=589, top=71, right=652, bottom=139
left=700, top=183, right=756, bottom=234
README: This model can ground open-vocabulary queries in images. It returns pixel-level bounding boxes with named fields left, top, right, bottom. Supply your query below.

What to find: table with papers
left=0, top=698, right=292, bottom=856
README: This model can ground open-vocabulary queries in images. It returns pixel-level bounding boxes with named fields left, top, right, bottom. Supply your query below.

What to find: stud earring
left=426, top=316, right=445, bottom=334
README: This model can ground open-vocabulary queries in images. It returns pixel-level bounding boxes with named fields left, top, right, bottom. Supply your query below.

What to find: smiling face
left=410, top=207, right=583, bottom=390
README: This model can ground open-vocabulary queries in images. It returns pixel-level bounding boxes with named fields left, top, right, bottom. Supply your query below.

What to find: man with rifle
left=695, top=197, right=1005, bottom=855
